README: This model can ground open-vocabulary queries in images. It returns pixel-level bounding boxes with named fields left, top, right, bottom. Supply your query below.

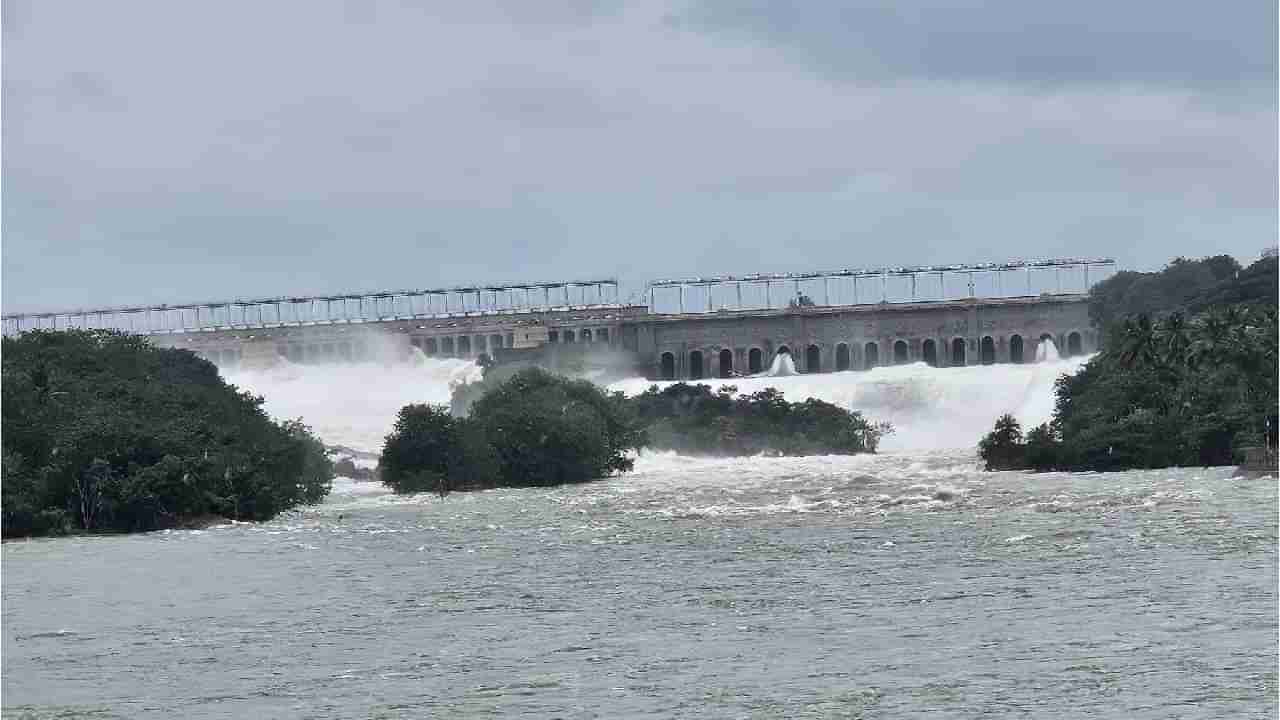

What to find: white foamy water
left=222, top=343, right=1087, bottom=454
left=611, top=355, right=1090, bottom=451
left=225, top=353, right=483, bottom=453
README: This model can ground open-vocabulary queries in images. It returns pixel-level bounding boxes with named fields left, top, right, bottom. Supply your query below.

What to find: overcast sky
left=3, top=0, right=1276, bottom=313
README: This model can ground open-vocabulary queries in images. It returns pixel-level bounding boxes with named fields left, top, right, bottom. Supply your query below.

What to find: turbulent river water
left=3, top=353, right=1276, bottom=718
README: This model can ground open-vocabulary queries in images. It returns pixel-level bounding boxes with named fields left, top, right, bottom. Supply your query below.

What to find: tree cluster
left=1088, top=254, right=1276, bottom=328
left=2, top=330, right=333, bottom=537
left=382, top=367, right=643, bottom=494
left=629, top=383, right=892, bottom=456
left=980, top=255, right=1278, bottom=472
left=384, top=370, right=892, bottom=495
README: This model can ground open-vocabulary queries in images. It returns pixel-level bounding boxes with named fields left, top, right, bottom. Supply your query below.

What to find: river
left=3, top=355, right=1276, bottom=718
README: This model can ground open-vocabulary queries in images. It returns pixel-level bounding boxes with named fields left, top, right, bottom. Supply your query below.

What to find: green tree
left=379, top=404, right=499, bottom=494
left=469, top=368, right=644, bottom=486
left=2, top=330, right=333, bottom=537
left=978, top=414, right=1026, bottom=470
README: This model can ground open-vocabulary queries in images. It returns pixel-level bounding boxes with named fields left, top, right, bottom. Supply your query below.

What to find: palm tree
left=1158, top=312, right=1191, bottom=368
left=1188, top=309, right=1234, bottom=369
left=1115, top=315, right=1161, bottom=370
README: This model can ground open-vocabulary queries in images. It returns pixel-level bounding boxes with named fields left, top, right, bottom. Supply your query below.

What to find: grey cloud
left=1, top=0, right=1275, bottom=313
left=677, top=1, right=1277, bottom=96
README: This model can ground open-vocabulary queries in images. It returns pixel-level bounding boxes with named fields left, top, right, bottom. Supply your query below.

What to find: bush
left=630, top=383, right=891, bottom=456
left=1, top=330, right=333, bottom=537
left=469, top=368, right=643, bottom=486
left=379, top=404, right=499, bottom=494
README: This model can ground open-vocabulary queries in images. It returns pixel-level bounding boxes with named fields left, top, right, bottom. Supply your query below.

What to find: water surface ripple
left=3, top=452, right=1276, bottom=718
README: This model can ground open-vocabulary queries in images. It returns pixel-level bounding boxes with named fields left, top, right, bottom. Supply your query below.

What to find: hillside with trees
left=980, top=254, right=1278, bottom=472
left=2, top=330, right=333, bottom=537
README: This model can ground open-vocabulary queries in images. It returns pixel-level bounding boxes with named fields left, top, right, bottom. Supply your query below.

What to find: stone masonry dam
left=1, top=258, right=1113, bottom=380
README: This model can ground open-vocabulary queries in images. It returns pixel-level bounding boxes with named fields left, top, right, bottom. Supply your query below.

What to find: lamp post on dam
left=1, top=258, right=1114, bottom=378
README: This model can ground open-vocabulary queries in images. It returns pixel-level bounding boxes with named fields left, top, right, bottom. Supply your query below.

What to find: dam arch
left=835, top=343, right=850, bottom=371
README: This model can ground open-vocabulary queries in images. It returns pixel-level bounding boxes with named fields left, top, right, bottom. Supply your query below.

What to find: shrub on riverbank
left=1, top=330, right=333, bottom=537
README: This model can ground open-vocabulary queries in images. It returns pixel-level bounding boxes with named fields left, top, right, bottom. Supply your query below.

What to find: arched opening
left=748, top=348, right=763, bottom=374
left=424, top=337, right=438, bottom=355
left=458, top=336, right=471, bottom=355
left=660, top=352, right=676, bottom=380
left=597, top=328, right=609, bottom=343
left=1067, top=331, right=1083, bottom=357
left=563, top=330, right=575, bottom=343
left=442, top=337, right=454, bottom=355
left=719, top=349, right=733, bottom=378
left=951, top=338, right=966, bottom=366
left=863, top=342, right=879, bottom=369
left=893, top=340, right=909, bottom=364
left=806, top=344, right=821, bottom=373
left=581, top=329, right=592, bottom=342
left=922, top=339, right=938, bottom=367
left=689, top=350, right=704, bottom=380
left=981, top=336, right=996, bottom=365
left=835, top=343, right=851, bottom=371
left=1009, top=335, right=1024, bottom=364
left=489, top=334, right=504, bottom=350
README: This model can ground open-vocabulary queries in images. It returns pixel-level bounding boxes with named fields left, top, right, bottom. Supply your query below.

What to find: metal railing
left=644, top=258, right=1116, bottom=313
left=2, top=278, right=621, bottom=336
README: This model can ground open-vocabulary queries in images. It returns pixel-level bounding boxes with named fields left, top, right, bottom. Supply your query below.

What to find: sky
left=3, top=0, right=1276, bottom=313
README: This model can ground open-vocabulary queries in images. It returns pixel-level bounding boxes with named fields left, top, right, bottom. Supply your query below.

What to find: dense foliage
left=2, top=330, right=333, bottom=537
left=383, top=368, right=643, bottom=494
left=630, top=383, right=892, bottom=456
left=1088, top=255, right=1276, bottom=329
left=379, top=404, right=498, bottom=494
left=980, top=254, right=1278, bottom=472
left=387, top=368, right=893, bottom=495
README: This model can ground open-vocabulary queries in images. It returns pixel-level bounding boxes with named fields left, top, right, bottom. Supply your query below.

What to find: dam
left=1, top=258, right=1112, bottom=379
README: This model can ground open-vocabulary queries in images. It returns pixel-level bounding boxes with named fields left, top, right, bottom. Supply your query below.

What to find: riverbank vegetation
left=383, top=368, right=642, bottom=494
left=979, top=254, right=1278, bottom=471
left=629, top=383, right=891, bottom=456
left=2, top=330, right=333, bottom=538
left=382, top=368, right=890, bottom=494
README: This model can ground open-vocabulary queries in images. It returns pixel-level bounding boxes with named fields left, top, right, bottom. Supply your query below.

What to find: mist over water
left=224, top=339, right=1086, bottom=454
left=613, top=355, right=1088, bottom=452
left=225, top=352, right=482, bottom=454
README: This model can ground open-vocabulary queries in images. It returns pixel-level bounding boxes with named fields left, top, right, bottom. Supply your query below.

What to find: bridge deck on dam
left=3, top=258, right=1112, bottom=378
